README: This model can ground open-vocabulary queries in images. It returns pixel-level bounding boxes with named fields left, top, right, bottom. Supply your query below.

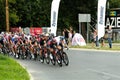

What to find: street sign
left=78, top=14, right=91, bottom=22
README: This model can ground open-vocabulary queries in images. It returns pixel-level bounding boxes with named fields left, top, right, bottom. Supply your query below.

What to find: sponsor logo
left=106, top=17, right=120, bottom=27
left=110, top=11, right=116, bottom=16
left=99, top=6, right=104, bottom=25
left=52, top=11, right=56, bottom=27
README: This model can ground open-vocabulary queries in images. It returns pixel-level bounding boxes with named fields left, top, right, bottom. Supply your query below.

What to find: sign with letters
left=106, top=17, right=120, bottom=27
left=97, top=0, right=107, bottom=40
left=50, top=0, right=61, bottom=36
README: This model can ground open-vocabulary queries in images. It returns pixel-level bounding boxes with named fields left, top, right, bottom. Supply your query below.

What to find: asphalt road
left=17, top=49, right=120, bottom=80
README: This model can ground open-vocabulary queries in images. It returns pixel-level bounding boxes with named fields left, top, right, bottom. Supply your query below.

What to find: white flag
left=97, top=0, right=107, bottom=40
left=50, top=0, right=61, bottom=36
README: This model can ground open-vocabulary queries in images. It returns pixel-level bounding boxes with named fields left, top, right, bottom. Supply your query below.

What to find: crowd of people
left=0, top=26, right=76, bottom=58
left=0, top=31, right=66, bottom=57
left=62, top=26, right=75, bottom=47
left=0, top=27, right=72, bottom=66
left=90, top=25, right=113, bottom=48
left=0, top=25, right=113, bottom=58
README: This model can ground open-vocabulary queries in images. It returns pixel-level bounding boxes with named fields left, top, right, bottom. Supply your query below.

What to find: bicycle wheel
left=26, top=51, right=32, bottom=60
left=50, top=53, right=56, bottom=65
left=56, top=52, right=62, bottom=67
left=40, top=52, right=44, bottom=63
left=45, top=52, right=50, bottom=64
left=21, top=52, right=25, bottom=60
left=62, top=52, right=69, bottom=66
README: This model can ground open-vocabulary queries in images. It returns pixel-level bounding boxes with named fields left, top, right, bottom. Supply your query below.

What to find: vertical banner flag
left=50, top=0, right=61, bottom=36
left=97, top=0, right=107, bottom=39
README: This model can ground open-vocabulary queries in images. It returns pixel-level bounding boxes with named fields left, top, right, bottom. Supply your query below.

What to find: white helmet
left=45, top=33, right=49, bottom=36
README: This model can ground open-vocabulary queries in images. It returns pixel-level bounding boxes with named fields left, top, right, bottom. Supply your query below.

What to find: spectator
left=69, top=26, right=75, bottom=46
left=63, top=28, right=69, bottom=45
left=69, top=26, right=75, bottom=38
left=90, top=30, right=96, bottom=48
left=63, top=28, right=69, bottom=49
left=106, top=25, right=112, bottom=48
left=90, top=27, right=99, bottom=48
left=94, top=29, right=99, bottom=47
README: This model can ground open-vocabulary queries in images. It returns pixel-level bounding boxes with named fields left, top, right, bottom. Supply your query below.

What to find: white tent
left=72, top=33, right=86, bottom=46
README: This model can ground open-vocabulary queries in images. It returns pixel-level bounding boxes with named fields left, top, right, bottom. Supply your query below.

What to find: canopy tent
left=72, top=33, right=86, bottom=46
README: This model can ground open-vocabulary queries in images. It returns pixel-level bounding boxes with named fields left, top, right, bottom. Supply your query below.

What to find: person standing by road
left=93, top=28, right=99, bottom=47
left=90, top=31, right=96, bottom=48
left=90, top=28, right=98, bottom=48
left=106, top=25, right=112, bottom=48
left=63, top=28, right=69, bottom=45
left=63, top=28, right=69, bottom=49
left=69, top=26, right=75, bottom=46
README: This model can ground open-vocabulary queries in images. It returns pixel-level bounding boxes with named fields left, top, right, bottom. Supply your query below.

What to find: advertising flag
left=50, top=0, right=61, bottom=36
left=97, top=0, right=107, bottom=40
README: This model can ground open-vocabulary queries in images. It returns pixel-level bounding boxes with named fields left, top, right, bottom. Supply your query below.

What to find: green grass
left=0, top=54, right=30, bottom=80
left=71, top=43, right=120, bottom=51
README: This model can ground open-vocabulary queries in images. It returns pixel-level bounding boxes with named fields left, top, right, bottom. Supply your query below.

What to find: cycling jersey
left=39, top=38, right=46, bottom=46
left=0, top=36, right=4, bottom=45
left=49, top=39, right=57, bottom=49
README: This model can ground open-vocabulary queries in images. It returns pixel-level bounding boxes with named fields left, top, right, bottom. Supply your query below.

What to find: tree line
left=0, top=0, right=120, bottom=32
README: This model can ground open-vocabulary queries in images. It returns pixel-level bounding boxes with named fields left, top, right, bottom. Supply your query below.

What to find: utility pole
left=6, top=0, right=9, bottom=32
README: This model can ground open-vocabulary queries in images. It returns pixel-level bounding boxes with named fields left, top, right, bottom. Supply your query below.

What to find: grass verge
left=0, top=54, right=30, bottom=80
left=71, top=43, right=120, bottom=51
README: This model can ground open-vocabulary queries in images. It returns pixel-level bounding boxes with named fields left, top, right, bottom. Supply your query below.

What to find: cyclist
left=0, top=34, right=4, bottom=53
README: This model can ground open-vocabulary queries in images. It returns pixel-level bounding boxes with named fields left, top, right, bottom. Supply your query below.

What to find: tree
left=109, top=0, right=120, bottom=8
left=0, top=0, right=6, bottom=31
left=59, top=0, right=97, bottom=31
left=0, top=0, right=120, bottom=32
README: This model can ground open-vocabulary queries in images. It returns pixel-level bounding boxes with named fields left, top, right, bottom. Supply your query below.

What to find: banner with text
left=30, top=28, right=42, bottom=35
left=97, top=0, right=107, bottom=39
left=10, top=27, right=42, bottom=35
left=50, top=0, right=61, bottom=36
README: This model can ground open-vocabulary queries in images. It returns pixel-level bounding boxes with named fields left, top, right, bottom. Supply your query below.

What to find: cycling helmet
left=60, top=36, right=64, bottom=40
left=45, top=33, right=49, bottom=36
